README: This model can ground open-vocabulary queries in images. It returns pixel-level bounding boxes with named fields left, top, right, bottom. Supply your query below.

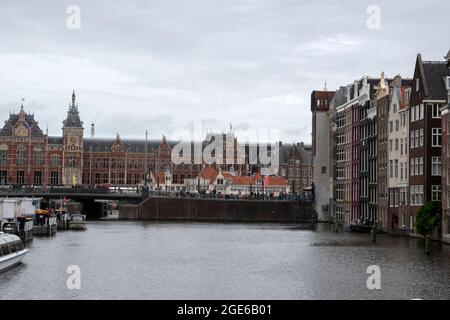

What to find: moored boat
left=0, top=232, right=29, bottom=273
left=33, top=209, right=57, bottom=236
left=55, top=208, right=69, bottom=230
left=348, top=219, right=374, bottom=233
left=68, top=214, right=87, bottom=230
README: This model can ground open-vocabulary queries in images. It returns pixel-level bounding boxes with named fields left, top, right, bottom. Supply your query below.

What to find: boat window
left=1, top=244, right=10, bottom=256
left=8, top=243, right=17, bottom=254
left=15, top=241, right=24, bottom=251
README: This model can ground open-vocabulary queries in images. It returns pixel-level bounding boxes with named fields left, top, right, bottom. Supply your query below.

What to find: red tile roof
left=199, top=166, right=219, bottom=181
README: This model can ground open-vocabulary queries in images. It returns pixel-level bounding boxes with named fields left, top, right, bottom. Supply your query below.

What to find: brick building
left=408, top=53, right=450, bottom=233
left=0, top=92, right=312, bottom=194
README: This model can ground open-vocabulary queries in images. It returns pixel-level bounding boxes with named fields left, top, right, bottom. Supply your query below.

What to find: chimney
left=91, top=123, right=95, bottom=137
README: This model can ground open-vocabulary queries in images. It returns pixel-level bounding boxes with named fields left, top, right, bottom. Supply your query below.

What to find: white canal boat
left=0, top=232, right=29, bottom=273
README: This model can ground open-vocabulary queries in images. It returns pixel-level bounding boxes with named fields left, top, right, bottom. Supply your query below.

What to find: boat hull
left=0, top=249, right=29, bottom=274
left=69, top=222, right=87, bottom=230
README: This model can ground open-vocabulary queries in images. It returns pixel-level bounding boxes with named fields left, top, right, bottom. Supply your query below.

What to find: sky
left=0, top=0, right=449, bottom=144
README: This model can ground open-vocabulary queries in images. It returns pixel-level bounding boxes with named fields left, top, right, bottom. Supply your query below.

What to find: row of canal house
left=312, top=50, right=450, bottom=238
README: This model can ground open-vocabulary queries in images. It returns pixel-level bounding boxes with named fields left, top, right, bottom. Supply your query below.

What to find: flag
left=24, top=121, right=31, bottom=132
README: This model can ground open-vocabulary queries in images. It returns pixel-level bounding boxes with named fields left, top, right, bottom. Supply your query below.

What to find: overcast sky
left=0, top=0, right=449, bottom=143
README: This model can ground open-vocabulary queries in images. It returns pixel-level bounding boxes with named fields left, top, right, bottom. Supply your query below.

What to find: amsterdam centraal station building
left=0, top=91, right=312, bottom=192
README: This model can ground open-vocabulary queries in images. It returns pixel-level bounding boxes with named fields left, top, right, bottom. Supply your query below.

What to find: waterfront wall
left=119, top=197, right=316, bottom=223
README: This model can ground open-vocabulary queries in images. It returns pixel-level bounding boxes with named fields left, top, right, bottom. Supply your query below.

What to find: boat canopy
left=0, top=232, right=22, bottom=245
left=0, top=232, right=25, bottom=256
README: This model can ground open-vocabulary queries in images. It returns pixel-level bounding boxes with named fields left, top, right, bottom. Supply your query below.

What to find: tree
left=415, top=201, right=441, bottom=255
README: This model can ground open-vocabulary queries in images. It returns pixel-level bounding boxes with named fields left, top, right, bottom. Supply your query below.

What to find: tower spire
left=71, top=90, right=76, bottom=109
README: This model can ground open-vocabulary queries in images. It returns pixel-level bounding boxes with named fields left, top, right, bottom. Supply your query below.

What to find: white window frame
left=432, top=128, right=442, bottom=147
left=432, top=156, right=442, bottom=176
left=432, top=185, right=442, bottom=201
left=431, top=103, right=441, bottom=118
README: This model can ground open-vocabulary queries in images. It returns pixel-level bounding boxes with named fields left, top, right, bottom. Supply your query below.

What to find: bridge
left=0, top=187, right=145, bottom=218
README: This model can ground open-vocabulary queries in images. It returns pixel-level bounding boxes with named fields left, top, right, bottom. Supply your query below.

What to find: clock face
left=14, top=125, right=29, bottom=137
left=70, top=136, right=79, bottom=145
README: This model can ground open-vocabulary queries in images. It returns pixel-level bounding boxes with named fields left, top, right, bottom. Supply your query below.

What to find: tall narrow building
left=409, top=53, right=450, bottom=234
left=438, top=50, right=450, bottom=242
left=311, top=90, right=334, bottom=222
left=387, top=76, right=412, bottom=232
left=375, top=73, right=390, bottom=231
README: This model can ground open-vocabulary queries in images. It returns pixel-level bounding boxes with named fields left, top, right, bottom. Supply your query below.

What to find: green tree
left=415, top=201, right=441, bottom=255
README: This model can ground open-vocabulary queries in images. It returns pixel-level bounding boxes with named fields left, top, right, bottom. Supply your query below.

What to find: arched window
left=16, top=145, right=25, bottom=165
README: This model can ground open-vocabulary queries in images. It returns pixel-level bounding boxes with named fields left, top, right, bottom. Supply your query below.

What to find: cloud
left=0, top=0, right=449, bottom=144
left=293, top=34, right=364, bottom=56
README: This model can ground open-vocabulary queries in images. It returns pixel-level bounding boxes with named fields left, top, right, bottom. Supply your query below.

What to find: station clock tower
left=62, top=90, right=84, bottom=186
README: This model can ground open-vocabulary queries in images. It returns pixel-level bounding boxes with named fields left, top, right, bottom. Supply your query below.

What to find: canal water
left=1, top=221, right=450, bottom=299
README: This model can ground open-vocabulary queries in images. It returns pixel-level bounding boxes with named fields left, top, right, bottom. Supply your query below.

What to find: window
left=393, top=104, right=398, bottom=113
left=389, top=121, right=393, bottom=133
left=432, top=128, right=442, bottom=147
left=34, top=149, right=42, bottom=166
left=432, top=103, right=441, bottom=118
left=395, top=139, right=399, bottom=151
left=34, top=171, right=42, bottom=185
left=419, top=104, right=424, bottom=120
left=51, top=171, right=59, bottom=185
left=321, top=166, right=326, bottom=174
left=395, top=120, right=399, bottom=131
left=389, top=190, right=394, bottom=207
left=0, top=146, right=7, bottom=165
left=415, top=130, right=419, bottom=148
left=0, top=170, right=7, bottom=185
left=394, top=160, right=398, bottom=178
left=410, top=130, right=415, bottom=149
left=389, top=160, right=393, bottom=178
left=410, top=185, right=424, bottom=206
left=16, top=145, right=25, bottom=165
left=419, top=129, right=424, bottom=147
left=432, top=185, right=442, bottom=201
left=432, top=157, right=442, bottom=176
left=410, top=105, right=415, bottom=122
left=416, top=78, right=419, bottom=92
left=51, top=155, right=59, bottom=167
left=16, top=170, right=24, bottom=185
left=389, top=140, right=393, bottom=152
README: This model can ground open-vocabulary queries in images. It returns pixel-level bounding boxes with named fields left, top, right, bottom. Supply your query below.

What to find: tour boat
left=68, top=214, right=87, bottom=230
left=0, top=232, right=29, bottom=273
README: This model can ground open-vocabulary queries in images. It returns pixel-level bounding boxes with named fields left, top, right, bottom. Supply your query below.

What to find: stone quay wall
left=119, top=197, right=316, bottom=223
